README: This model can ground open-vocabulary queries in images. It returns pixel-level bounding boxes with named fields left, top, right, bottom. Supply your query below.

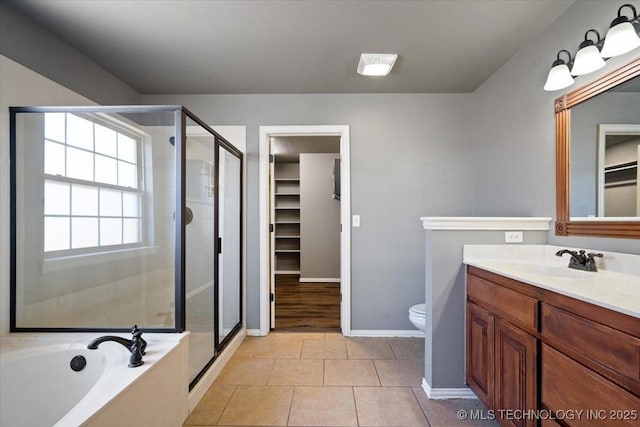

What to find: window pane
left=122, top=192, right=140, bottom=217
left=95, top=124, right=117, bottom=157
left=44, top=181, right=70, bottom=215
left=71, top=185, right=98, bottom=216
left=44, top=140, right=65, bottom=176
left=118, top=134, right=137, bottom=163
left=44, top=113, right=65, bottom=143
left=95, top=155, right=118, bottom=185
left=71, top=217, right=98, bottom=249
left=44, top=217, right=70, bottom=251
left=67, top=114, right=94, bottom=150
left=123, top=218, right=140, bottom=244
left=100, top=218, right=122, bottom=246
left=66, top=147, right=94, bottom=181
left=118, top=161, right=138, bottom=188
left=99, top=188, right=122, bottom=216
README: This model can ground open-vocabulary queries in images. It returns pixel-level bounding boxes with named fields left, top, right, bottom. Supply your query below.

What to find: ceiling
left=12, top=0, right=575, bottom=94
left=274, top=136, right=340, bottom=163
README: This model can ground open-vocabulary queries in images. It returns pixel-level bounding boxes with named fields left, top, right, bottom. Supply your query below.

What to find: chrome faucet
left=555, top=249, right=603, bottom=272
left=87, top=325, right=147, bottom=367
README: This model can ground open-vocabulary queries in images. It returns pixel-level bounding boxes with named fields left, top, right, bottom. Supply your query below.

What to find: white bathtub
left=0, top=333, right=189, bottom=427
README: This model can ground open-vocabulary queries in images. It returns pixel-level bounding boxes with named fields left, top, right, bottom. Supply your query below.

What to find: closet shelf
left=274, top=159, right=301, bottom=275
left=605, top=179, right=637, bottom=188
left=604, top=161, right=637, bottom=173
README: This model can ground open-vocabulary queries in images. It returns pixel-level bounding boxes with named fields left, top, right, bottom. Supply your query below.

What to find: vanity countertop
left=463, top=245, right=640, bottom=320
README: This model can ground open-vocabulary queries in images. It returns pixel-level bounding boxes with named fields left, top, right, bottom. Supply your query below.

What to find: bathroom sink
left=507, top=263, right=592, bottom=279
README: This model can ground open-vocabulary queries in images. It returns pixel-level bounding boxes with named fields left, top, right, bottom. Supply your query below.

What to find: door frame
left=259, top=125, right=351, bottom=336
left=596, top=124, right=640, bottom=217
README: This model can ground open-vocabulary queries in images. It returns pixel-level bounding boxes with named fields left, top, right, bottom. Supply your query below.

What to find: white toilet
left=409, top=303, right=426, bottom=331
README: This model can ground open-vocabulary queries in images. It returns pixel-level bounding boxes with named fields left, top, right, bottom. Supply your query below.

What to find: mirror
left=555, top=57, right=640, bottom=239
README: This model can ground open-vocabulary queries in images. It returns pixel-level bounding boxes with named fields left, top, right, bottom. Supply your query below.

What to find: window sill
left=42, top=245, right=160, bottom=273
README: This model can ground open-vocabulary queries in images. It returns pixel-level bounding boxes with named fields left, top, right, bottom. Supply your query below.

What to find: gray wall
left=0, top=3, right=140, bottom=105
left=424, top=231, right=548, bottom=389
left=300, top=153, right=340, bottom=280
left=471, top=0, right=640, bottom=255
left=141, top=93, right=474, bottom=330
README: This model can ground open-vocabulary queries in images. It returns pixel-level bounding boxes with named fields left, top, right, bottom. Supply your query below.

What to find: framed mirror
left=555, top=57, right=640, bottom=239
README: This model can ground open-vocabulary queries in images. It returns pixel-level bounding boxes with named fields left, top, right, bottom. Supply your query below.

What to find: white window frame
left=42, top=112, right=148, bottom=259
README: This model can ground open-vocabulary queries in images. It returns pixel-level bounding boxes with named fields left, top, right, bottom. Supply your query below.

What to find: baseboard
left=349, top=329, right=424, bottom=338
left=299, top=277, right=341, bottom=283
left=188, top=328, right=246, bottom=411
left=246, top=329, right=262, bottom=336
left=421, top=378, right=477, bottom=400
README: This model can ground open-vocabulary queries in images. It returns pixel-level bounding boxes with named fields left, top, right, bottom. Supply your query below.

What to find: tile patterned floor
left=184, top=333, right=499, bottom=427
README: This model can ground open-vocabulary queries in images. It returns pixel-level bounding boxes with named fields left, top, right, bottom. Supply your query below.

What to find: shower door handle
left=185, top=206, right=194, bottom=225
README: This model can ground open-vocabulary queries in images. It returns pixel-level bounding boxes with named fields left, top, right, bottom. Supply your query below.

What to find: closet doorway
left=271, top=136, right=341, bottom=331
left=259, top=126, right=351, bottom=336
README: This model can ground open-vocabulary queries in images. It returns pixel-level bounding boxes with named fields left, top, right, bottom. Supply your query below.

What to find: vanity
left=464, top=246, right=640, bottom=427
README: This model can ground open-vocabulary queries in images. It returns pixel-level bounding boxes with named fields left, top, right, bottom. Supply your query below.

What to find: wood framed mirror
left=555, top=56, right=640, bottom=239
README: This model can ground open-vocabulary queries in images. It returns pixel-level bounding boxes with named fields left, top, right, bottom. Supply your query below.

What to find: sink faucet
left=555, top=249, right=603, bottom=272
left=87, top=325, right=147, bottom=367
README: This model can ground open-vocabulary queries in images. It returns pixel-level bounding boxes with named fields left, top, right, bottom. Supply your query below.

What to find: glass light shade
left=571, top=45, right=606, bottom=75
left=544, top=63, right=574, bottom=91
left=357, top=53, right=398, bottom=76
left=601, top=21, right=640, bottom=58
left=360, top=63, right=392, bottom=76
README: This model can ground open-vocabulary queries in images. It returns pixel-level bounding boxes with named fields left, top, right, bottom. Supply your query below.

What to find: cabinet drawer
left=541, top=344, right=640, bottom=427
left=467, top=274, right=537, bottom=329
left=541, top=303, right=640, bottom=386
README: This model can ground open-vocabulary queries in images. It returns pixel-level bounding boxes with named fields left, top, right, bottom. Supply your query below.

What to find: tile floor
left=184, top=333, right=499, bottom=427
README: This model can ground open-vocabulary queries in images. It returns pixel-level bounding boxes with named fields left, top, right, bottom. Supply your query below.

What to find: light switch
left=352, top=215, right=361, bottom=227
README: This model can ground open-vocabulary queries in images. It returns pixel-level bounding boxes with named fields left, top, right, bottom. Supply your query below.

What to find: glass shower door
left=185, top=122, right=216, bottom=385
left=217, top=144, right=242, bottom=346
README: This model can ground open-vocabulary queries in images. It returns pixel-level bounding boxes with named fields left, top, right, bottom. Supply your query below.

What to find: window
left=43, top=113, right=143, bottom=254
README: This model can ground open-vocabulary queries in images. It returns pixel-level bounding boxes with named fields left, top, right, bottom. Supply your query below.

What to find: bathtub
left=0, top=333, right=189, bottom=427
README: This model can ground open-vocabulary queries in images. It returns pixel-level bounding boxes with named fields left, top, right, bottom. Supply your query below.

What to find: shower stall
left=9, top=105, right=243, bottom=388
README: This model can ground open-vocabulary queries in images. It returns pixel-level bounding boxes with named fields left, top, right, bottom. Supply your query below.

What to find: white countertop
left=463, top=245, right=640, bottom=319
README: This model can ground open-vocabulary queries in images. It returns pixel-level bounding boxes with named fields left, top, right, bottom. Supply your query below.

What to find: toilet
left=409, top=303, right=426, bottom=331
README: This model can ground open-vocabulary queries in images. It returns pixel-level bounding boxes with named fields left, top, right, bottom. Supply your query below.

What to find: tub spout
left=87, top=325, right=147, bottom=368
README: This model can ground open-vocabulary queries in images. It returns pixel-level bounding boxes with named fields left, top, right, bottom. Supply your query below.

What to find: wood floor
left=275, top=275, right=340, bottom=332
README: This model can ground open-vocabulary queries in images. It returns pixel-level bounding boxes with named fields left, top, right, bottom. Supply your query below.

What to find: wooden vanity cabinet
left=466, top=302, right=494, bottom=408
left=466, top=270, right=538, bottom=427
left=494, top=318, right=537, bottom=427
left=466, top=266, right=640, bottom=427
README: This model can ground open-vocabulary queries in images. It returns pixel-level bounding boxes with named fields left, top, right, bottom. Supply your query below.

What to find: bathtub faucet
left=87, top=325, right=147, bottom=368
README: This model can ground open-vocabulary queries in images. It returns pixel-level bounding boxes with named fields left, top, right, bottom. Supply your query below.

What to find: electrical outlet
left=352, top=215, right=361, bottom=227
left=505, top=231, right=523, bottom=243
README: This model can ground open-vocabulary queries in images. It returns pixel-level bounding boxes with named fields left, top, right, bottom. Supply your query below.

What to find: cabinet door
left=466, top=302, right=495, bottom=408
left=495, top=318, right=537, bottom=427
left=542, top=343, right=640, bottom=427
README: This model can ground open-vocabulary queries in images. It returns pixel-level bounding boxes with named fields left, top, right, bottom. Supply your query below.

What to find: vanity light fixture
left=571, top=30, right=606, bottom=76
left=544, top=3, right=640, bottom=91
left=544, top=50, right=574, bottom=91
left=357, top=53, right=398, bottom=76
left=600, top=4, right=640, bottom=58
